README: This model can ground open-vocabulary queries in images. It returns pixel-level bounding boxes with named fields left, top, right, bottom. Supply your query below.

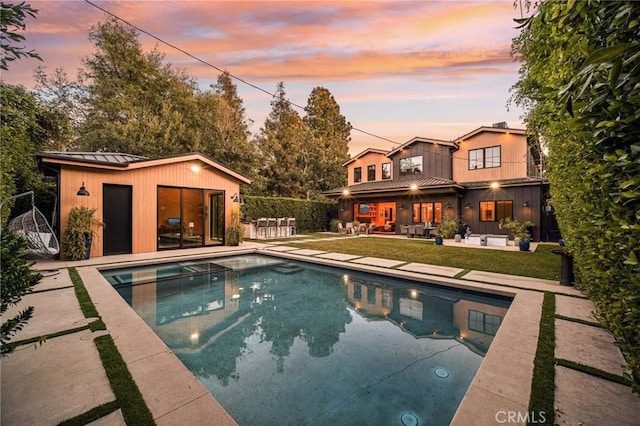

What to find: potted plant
left=454, top=218, right=467, bottom=243
left=62, top=206, right=105, bottom=260
left=226, top=203, right=243, bottom=246
left=436, top=216, right=459, bottom=239
left=499, top=217, right=534, bottom=251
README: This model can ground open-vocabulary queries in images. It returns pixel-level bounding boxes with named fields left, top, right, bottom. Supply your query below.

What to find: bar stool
left=287, top=217, right=296, bottom=236
left=277, top=217, right=288, bottom=237
left=256, top=218, right=268, bottom=239
left=267, top=218, right=278, bottom=238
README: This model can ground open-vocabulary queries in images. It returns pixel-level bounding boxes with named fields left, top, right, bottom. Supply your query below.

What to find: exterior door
left=103, top=184, right=133, bottom=255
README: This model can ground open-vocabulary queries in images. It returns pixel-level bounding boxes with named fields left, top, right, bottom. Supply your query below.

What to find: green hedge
left=241, top=196, right=337, bottom=232
left=512, top=1, right=640, bottom=391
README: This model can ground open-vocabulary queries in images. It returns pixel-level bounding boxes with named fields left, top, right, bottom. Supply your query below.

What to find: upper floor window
left=479, top=200, right=513, bottom=222
left=400, top=155, right=423, bottom=176
left=469, top=146, right=501, bottom=169
left=382, top=162, right=391, bottom=180
left=469, top=310, right=501, bottom=335
left=367, top=165, right=376, bottom=181
left=354, top=167, right=362, bottom=183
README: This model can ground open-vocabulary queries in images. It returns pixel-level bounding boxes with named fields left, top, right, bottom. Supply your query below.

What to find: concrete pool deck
left=2, top=239, right=639, bottom=425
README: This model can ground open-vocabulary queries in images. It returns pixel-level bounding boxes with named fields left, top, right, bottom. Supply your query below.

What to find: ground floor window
left=479, top=200, right=513, bottom=222
left=353, top=202, right=396, bottom=229
left=412, top=202, right=443, bottom=224
left=157, top=186, right=224, bottom=250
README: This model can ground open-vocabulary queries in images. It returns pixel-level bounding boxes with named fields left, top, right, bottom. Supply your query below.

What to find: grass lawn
left=282, top=236, right=561, bottom=281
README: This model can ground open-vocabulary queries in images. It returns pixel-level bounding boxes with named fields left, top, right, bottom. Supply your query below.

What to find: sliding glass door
left=156, top=187, right=203, bottom=250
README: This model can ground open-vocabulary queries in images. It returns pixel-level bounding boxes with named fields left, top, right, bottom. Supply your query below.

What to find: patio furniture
left=287, top=218, right=296, bottom=236
left=400, top=225, right=409, bottom=236
left=256, top=218, right=268, bottom=239
left=415, top=224, right=425, bottom=238
left=407, top=225, right=416, bottom=238
left=346, top=222, right=354, bottom=234
left=424, top=225, right=436, bottom=239
left=267, top=218, right=278, bottom=238
left=2, top=191, right=60, bottom=258
left=277, top=217, right=288, bottom=237
left=338, top=223, right=348, bottom=235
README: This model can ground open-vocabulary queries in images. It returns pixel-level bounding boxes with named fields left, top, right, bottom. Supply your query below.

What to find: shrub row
left=241, top=196, right=337, bottom=233
left=513, top=1, right=640, bottom=391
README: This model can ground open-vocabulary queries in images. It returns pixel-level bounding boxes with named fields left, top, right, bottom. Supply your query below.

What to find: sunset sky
left=2, top=0, right=528, bottom=155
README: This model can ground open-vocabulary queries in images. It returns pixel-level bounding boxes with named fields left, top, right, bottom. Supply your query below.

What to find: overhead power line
left=83, top=0, right=402, bottom=146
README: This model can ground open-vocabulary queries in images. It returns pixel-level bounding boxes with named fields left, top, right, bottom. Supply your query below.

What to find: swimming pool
left=102, top=254, right=511, bottom=425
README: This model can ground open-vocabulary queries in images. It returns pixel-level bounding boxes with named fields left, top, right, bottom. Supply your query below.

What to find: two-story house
left=324, top=123, right=558, bottom=241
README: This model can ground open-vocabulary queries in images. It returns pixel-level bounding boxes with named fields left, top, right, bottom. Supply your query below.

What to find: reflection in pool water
left=104, top=254, right=511, bottom=426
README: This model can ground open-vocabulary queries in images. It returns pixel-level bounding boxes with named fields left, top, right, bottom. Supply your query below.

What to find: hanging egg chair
left=2, top=191, right=60, bottom=258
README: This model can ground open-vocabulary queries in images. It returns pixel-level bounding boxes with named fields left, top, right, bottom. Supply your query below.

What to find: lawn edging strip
left=554, top=314, right=601, bottom=328
left=69, top=267, right=100, bottom=318
left=94, top=334, right=155, bottom=425
left=528, top=291, right=555, bottom=425
left=555, top=358, right=633, bottom=387
left=57, top=400, right=120, bottom=426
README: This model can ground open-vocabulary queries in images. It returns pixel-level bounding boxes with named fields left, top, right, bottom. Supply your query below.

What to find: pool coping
left=74, top=245, right=548, bottom=425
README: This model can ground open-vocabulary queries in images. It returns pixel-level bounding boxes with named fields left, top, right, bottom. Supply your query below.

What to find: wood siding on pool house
left=57, top=160, right=242, bottom=257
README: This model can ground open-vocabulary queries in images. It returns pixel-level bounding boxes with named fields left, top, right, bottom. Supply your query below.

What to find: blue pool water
left=103, top=254, right=511, bottom=425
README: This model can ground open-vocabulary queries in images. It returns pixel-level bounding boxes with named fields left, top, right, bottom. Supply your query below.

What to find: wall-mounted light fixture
left=490, top=182, right=500, bottom=190
left=522, top=200, right=530, bottom=207
left=230, top=193, right=244, bottom=204
left=342, top=189, right=350, bottom=196
left=464, top=201, right=471, bottom=209
left=399, top=202, right=406, bottom=209
left=445, top=202, right=451, bottom=209
left=409, top=184, right=418, bottom=191
left=77, top=182, right=90, bottom=196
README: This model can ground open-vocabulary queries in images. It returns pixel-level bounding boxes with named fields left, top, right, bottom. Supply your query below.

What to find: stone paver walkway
left=554, top=296, right=640, bottom=425
left=0, top=269, right=125, bottom=426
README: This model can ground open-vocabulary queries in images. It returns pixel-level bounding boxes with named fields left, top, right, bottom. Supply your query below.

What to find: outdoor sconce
left=522, top=200, right=530, bottom=207
left=464, top=201, right=471, bottom=209
left=77, top=182, right=90, bottom=196
left=445, top=202, right=451, bottom=209
left=399, top=203, right=406, bottom=210
left=230, top=193, right=244, bottom=204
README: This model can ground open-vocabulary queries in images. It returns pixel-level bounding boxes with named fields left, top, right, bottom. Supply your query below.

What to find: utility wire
left=83, top=0, right=402, bottom=146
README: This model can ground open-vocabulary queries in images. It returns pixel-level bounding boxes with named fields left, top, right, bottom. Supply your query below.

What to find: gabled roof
left=454, top=126, right=526, bottom=143
left=323, top=177, right=462, bottom=197
left=342, top=148, right=389, bottom=167
left=37, top=151, right=251, bottom=184
left=386, top=137, right=455, bottom=158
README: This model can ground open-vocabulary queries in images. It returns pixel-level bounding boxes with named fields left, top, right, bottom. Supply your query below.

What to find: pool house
left=37, top=152, right=251, bottom=257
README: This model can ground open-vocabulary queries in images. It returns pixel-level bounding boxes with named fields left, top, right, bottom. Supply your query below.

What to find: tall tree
left=33, top=67, right=82, bottom=151
left=257, top=82, right=310, bottom=198
left=210, top=71, right=257, bottom=177
left=79, top=17, right=198, bottom=156
left=0, top=1, right=42, bottom=70
left=303, top=87, right=351, bottom=197
left=0, top=83, right=56, bottom=218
